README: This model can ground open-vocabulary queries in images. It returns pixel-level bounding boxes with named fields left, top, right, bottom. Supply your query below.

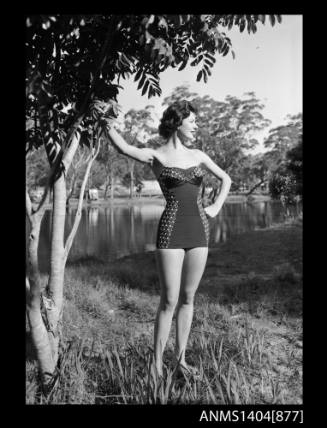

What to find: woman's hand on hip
left=204, top=205, right=219, bottom=218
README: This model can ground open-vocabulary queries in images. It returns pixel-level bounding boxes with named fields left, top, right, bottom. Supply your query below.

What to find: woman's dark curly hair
left=158, top=100, right=197, bottom=139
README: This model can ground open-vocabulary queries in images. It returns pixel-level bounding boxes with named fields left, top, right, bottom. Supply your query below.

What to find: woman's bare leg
left=154, top=248, right=185, bottom=376
left=175, top=247, right=208, bottom=368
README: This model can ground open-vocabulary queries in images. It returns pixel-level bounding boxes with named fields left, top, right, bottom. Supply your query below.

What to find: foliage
left=264, top=113, right=302, bottom=157
left=163, top=86, right=271, bottom=190
left=265, top=114, right=302, bottom=203
left=285, top=136, right=302, bottom=196
left=269, top=172, right=298, bottom=205
left=26, top=14, right=281, bottom=157
left=268, top=136, right=302, bottom=204
left=26, top=147, right=49, bottom=188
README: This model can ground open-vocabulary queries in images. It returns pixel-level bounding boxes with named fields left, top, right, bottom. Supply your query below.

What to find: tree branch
left=63, top=15, right=120, bottom=152
left=245, top=179, right=267, bottom=196
left=35, top=15, right=119, bottom=189
left=63, top=139, right=101, bottom=262
left=26, top=188, right=33, bottom=222
left=31, top=158, right=60, bottom=215
left=62, top=132, right=81, bottom=173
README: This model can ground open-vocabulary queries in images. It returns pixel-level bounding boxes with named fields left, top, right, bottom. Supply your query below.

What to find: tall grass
left=27, top=312, right=298, bottom=405
left=26, top=222, right=302, bottom=405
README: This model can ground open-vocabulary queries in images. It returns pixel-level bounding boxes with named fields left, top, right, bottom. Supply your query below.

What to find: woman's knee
left=178, top=290, right=195, bottom=306
left=160, top=294, right=179, bottom=312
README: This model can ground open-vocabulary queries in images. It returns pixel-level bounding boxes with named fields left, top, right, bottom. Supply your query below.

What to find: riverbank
left=42, top=193, right=271, bottom=209
left=26, top=217, right=302, bottom=404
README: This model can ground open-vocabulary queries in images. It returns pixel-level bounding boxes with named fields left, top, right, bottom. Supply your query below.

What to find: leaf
left=190, top=55, right=203, bottom=66
left=222, top=44, right=229, bottom=56
left=206, top=52, right=216, bottom=63
left=134, top=67, right=143, bottom=82
left=137, top=72, right=146, bottom=90
left=120, top=53, right=131, bottom=67
left=204, top=59, right=214, bottom=68
left=276, top=15, right=282, bottom=23
left=269, top=15, right=276, bottom=26
left=196, top=70, right=203, bottom=82
left=141, top=80, right=149, bottom=96
left=178, top=59, right=188, bottom=71
left=258, top=15, right=266, bottom=24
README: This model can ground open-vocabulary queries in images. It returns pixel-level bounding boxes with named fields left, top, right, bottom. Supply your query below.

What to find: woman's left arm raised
left=196, top=149, right=232, bottom=218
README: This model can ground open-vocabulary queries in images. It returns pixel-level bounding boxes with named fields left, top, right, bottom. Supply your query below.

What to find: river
left=26, top=199, right=300, bottom=273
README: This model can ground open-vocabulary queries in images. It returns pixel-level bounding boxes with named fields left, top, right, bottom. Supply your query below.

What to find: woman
left=107, top=100, right=231, bottom=377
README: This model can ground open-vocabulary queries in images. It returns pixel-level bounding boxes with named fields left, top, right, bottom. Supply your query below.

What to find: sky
left=116, top=15, right=302, bottom=153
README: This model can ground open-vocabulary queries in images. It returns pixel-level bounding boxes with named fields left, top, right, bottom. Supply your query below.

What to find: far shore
left=39, top=193, right=272, bottom=209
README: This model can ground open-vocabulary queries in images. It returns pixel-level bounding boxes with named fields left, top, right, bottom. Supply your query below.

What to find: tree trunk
left=44, top=174, right=67, bottom=366
left=26, top=211, right=56, bottom=385
left=110, top=169, right=114, bottom=200
left=29, top=33, right=109, bottom=382
left=130, top=161, right=134, bottom=199
left=104, top=181, right=109, bottom=199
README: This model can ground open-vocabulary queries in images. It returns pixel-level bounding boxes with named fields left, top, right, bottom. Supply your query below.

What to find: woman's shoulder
left=192, top=148, right=206, bottom=160
left=150, top=147, right=169, bottom=163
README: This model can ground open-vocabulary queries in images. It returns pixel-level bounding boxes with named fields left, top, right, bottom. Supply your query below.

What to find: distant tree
left=26, top=148, right=49, bottom=189
left=286, top=135, right=302, bottom=196
left=269, top=136, right=302, bottom=207
left=163, top=87, right=271, bottom=197
left=120, top=107, right=157, bottom=198
left=96, top=137, right=126, bottom=199
left=264, top=113, right=302, bottom=158
left=240, top=152, right=279, bottom=196
left=265, top=113, right=302, bottom=208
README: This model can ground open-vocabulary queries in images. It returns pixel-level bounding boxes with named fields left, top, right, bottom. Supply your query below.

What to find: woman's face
left=177, top=112, right=198, bottom=144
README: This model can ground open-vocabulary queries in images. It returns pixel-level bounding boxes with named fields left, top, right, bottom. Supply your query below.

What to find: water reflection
left=26, top=200, right=296, bottom=273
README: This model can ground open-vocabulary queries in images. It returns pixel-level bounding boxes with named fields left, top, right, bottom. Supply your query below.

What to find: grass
left=26, top=217, right=302, bottom=405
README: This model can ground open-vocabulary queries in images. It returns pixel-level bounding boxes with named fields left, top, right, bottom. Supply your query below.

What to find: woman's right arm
left=107, top=127, right=155, bottom=164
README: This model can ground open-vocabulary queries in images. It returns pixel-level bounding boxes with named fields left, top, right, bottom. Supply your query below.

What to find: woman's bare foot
left=175, top=361, right=200, bottom=378
left=154, top=359, right=164, bottom=378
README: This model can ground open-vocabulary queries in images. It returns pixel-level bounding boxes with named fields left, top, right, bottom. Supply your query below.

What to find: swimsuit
left=155, top=163, right=210, bottom=249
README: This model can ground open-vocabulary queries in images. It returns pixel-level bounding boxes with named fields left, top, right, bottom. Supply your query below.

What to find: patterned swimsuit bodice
left=155, top=163, right=209, bottom=248
left=157, top=164, right=206, bottom=192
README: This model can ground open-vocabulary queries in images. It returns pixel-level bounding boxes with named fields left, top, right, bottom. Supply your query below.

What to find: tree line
left=27, top=85, right=302, bottom=203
